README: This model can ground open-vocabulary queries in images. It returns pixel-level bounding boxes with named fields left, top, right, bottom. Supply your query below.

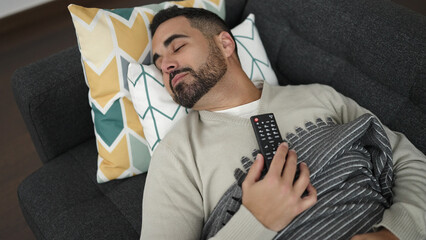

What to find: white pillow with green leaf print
left=127, top=13, right=277, bottom=154
left=233, top=13, right=278, bottom=85
left=128, top=64, right=189, bottom=154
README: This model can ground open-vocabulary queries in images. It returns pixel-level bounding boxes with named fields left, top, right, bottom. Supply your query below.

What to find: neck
left=192, top=69, right=262, bottom=111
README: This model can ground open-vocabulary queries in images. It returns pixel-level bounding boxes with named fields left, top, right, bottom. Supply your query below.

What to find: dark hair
left=150, top=6, right=238, bottom=55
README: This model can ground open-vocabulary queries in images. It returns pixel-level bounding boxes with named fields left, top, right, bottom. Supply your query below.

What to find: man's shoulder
left=267, top=82, right=338, bottom=99
left=271, top=82, right=335, bottom=92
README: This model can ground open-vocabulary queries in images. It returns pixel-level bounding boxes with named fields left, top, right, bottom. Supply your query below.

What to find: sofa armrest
left=11, top=46, right=94, bottom=163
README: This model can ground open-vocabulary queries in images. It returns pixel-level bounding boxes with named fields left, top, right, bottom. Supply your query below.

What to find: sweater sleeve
left=141, top=143, right=204, bottom=239
left=141, top=142, right=276, bottom=240
left=323, top=85, right=426, bottom=240
left=211, top=205, right=277, bottom=240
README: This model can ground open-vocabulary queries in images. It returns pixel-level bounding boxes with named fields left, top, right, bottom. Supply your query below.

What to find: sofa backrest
left=12, top=47, right=94, bottom=163
left=243, top=0, right=426, bottom=154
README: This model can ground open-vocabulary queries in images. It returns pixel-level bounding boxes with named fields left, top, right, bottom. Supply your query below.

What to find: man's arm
left=141, top=139, right=317, bottom=239
left=141, top=142, right=283, bottom=240
left=141, top=144, right=204, bottom=239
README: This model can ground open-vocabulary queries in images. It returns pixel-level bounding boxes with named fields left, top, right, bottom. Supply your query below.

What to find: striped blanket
left=202, top=113, right=394, bottom=240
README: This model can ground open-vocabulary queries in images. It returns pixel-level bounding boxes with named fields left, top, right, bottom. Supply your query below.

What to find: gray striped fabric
left=202, top=114, right=394, bottom=240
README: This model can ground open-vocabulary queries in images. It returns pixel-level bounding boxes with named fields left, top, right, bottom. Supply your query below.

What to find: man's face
left=152, top=16, right=227, bottom=108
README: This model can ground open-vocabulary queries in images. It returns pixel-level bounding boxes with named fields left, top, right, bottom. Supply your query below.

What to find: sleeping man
left=141, top=6, right=426, bottom=240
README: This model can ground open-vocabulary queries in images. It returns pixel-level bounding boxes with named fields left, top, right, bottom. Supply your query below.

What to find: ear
left=218, top=31, right=236, bottom=58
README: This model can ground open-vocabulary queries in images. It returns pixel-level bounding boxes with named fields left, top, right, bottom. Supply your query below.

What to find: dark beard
left=170, top=41, right=227, bottom=108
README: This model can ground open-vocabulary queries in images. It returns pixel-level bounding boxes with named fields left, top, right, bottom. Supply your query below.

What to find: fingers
left=293, top=162, right=311, bottom=196
left=293, top=182, right=317, bottom=216
left=269, top=142, right=298, bottom=185
left=301, top=183, right=317, bottom=209
left=270, top=144, right=315, bottom=203
left=244, top=154, right=264, bottom=185
left=268, top=142, right=289, bottom=176
left=282, top=149, right=298, bottom=183
left=242, top=144, right=318, bottom=230
left=251, top=143, right=316, bottom=203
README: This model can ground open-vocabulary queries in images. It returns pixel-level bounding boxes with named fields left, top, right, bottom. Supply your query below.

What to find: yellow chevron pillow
left=68, top=0, right=225, bottom=183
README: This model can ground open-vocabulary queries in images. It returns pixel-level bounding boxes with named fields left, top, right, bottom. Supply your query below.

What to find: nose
left=161, top=56, right=178, bottom=74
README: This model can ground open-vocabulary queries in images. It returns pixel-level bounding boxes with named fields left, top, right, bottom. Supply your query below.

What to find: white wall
left=0, top=0, right=53, bottom=18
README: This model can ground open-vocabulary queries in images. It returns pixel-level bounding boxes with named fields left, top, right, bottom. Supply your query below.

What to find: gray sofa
left=13, top=0, right=425, bottom=239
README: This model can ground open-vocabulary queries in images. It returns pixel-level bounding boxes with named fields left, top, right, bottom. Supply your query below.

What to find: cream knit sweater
left=141, top=82, right=426, bottom=240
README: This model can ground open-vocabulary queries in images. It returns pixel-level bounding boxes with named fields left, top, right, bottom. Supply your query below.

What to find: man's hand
left=351, top=228, right=399, bottom=240
left=242, top=142, right=317, bottom=232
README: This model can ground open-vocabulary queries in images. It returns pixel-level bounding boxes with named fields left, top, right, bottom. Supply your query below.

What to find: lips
left=170, top=71, right=189, bottom=88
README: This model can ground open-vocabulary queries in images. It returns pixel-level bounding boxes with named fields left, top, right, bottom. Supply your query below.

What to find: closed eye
left=174, top=44, right=185, bottom=52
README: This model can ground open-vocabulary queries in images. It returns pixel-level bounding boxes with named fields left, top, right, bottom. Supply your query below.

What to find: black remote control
left=250, top=113, right=283, bottom=171
left=251, top=114, right=307, bottom=195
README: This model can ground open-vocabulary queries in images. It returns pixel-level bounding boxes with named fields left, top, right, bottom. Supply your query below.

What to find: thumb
left=244, top=154, right=264, bottom=185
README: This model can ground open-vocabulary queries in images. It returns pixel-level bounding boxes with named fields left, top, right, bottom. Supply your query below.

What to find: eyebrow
left=153, top=34, right=189, bottom=67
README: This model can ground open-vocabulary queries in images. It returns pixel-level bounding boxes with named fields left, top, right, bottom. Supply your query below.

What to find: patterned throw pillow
left=128, top=13, right=278, bottom=154
left=233, top=14, right=277, bottom=84
left=68, top=0, right=225, bottom=183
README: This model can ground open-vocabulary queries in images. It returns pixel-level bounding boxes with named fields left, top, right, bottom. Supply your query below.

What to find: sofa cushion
left=243, top=0, right=426, bottom=154
left=68, top=0, right=226, bottom=183
left=69, top=139, right=148, bottom=233
left=18, top=139, right=148, bottom=239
